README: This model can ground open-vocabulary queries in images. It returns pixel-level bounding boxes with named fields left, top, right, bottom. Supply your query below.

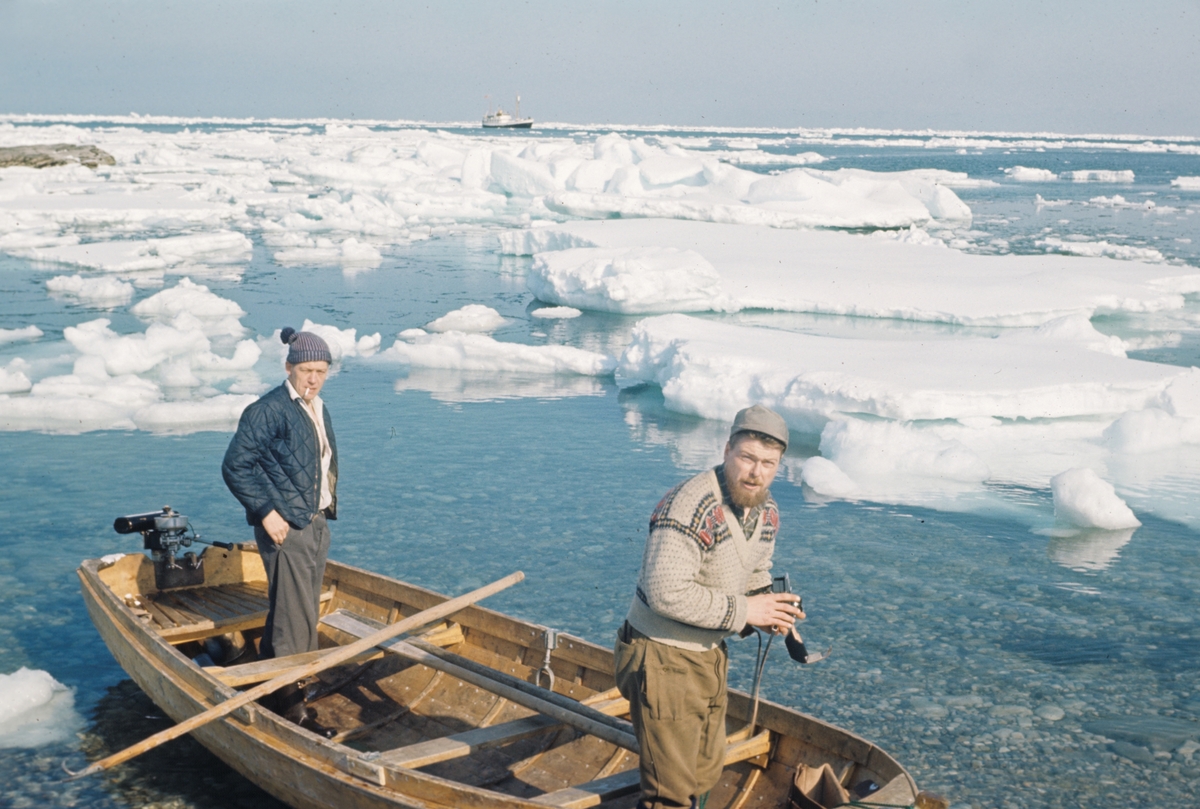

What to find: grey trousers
left=255, top=514, right=330, bottom=659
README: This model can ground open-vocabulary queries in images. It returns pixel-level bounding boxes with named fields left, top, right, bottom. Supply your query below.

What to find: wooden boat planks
left=321, top=610, right=638, bottom=751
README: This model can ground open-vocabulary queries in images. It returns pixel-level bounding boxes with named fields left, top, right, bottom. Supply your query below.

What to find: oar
left=65, top=570, right=524, bottom=780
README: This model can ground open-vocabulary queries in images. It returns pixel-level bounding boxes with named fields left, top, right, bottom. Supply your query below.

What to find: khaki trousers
left=614, top=623, right=729, bottom=809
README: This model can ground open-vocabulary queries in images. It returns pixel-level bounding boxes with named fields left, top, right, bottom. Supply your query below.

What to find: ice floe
left=426, top=304, right=508, bottom=333
left=0, top=668, right=84, bottom=749
left=1003, top=166, right=1058, bottom=182
left=1063, top=170, right=1135, bottom=183
left=1051, top=468, right=1141, bottom=530
left=0, top=325, right=43, bottom=344
left=378, top=329, right=615, bottom=376
left=1171, top=176, right=1200, bottom=190
left=614, top=312, right=1200, bottom=513
left=46, top=274, right=135, bottom=307
left=507, top=219, right=1199, bottom=325
left=530, top=306, right=583, bottom=319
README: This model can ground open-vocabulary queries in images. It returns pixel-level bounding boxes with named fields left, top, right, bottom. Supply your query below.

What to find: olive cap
left=730, top=404, right=789, bottom=450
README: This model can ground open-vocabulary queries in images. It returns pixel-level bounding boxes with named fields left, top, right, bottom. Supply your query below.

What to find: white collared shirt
left=285, top=379, right=333, bottom=511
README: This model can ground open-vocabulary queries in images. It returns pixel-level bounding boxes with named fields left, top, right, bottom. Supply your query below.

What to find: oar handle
left=65, top=570, right=524, bottom=780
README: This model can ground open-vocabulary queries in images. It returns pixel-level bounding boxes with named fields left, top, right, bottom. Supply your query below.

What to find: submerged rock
left=0, top=144, right=115, bottom=169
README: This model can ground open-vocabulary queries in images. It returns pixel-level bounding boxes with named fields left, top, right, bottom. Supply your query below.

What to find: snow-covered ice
left=507, top=219, right=1198, bottom=324
left=1171, top=176, right=1200, bottom=190
left=0, top=325, right=43, bottom=344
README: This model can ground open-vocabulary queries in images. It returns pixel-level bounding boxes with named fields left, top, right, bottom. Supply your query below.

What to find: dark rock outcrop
left=0, top=144, right=116, bottom=169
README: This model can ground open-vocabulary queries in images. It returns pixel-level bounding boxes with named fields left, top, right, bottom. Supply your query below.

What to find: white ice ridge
left=0, top=124, right=972, bottom=270
left=377, top=329, right=615, bottom=376
left=0, top=668, right=84, bottom=749
left=504, top=219, right=1200, bottom=324
left=616, top=313, right=1200, bottom=515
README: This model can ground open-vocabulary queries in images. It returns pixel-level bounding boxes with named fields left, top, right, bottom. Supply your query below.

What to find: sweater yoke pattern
left=650, top=483, right=731, bottom=550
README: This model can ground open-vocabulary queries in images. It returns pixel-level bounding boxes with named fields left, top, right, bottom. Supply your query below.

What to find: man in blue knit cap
left=222, top=327, right=338, bottom=736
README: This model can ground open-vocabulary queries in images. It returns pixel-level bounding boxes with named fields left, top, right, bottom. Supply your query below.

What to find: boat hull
left=79, top=546, right=917, bottom=809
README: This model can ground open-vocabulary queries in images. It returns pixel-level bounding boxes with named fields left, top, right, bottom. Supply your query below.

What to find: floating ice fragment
left=294, top=319, right=381, bottom=361
left=0, top=359, right=32, bottom=393
left=0, top=668, right=84, bottom=749
left=1063, top=170, right=1135, bottom=182
left=530, top=306, right=583, bottom=319
left=47, top=274, right=134, bottom=306
left=426, top=304, right=508, bottom=333
left=378, top=330, right=615, bottom=376
left=799, top=456, right=859, bottom=499
left=1051, top=468, right=1140, bottom=530
left=1004, top=166, right=1058, bottom=182
left=1037, top=236, right=1164, bottom=263
left=0, top=325, right=43, bottom=344
left=1170, top=176, right=1200, bottom=190
left=131, top=277, right=246, bottom=336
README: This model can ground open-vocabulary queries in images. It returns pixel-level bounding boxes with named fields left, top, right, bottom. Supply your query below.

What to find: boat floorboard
left=140, top=582, right=332, bottom=642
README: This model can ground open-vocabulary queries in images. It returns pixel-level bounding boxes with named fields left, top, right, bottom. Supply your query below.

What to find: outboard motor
left=113, top=506, right=232, bottom=590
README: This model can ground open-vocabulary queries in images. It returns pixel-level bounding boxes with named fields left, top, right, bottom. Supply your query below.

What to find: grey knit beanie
left=281, top=327, right=332, bottom=365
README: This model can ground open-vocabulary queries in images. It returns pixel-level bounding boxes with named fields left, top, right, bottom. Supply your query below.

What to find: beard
left=728, top=477, right=770, bottom=509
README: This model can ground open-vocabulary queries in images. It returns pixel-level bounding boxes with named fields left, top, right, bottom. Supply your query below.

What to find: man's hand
left=261, top=510, right=290, bottom=545
left=745, top=592, right=805, bottom=634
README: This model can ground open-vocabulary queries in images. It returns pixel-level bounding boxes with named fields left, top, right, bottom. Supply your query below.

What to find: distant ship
left=482, top=94, right=533, bottom=129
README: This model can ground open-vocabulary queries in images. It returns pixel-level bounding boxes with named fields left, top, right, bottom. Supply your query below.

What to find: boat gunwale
left=79, top=549, right=916, bottom=806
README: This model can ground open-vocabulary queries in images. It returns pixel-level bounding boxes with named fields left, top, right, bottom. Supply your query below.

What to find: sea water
left=1, top=120, right=1198, bottom=809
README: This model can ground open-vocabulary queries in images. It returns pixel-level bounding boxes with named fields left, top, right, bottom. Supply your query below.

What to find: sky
left=1, top=0, right=1197, bottom=134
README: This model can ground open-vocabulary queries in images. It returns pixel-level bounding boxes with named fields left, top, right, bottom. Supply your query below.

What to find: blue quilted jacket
left=222, top=383, right=338, bottom=529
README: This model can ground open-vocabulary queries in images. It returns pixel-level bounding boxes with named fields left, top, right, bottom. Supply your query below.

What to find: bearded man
left=222, top=327, right=338, bottom=737
left=615, top=404, right=801, bottom=809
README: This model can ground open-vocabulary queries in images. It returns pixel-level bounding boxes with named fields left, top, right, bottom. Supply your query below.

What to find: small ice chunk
left=1062, top=170, right=1135, bottom=183
left=47, top=274, right=135, bottom=306
left=1170, top=176, right=1200, bottom=190
left=426, top=304, right=508, bottom=333
left=1051, top=468, right=1141, bottom=529
left=530, top=306, right=583, bottom=319
left=0, top=325, right=43, bottom=345
left=1004, top=166, right=1058, bottom=182
left=0, top=668, right=84, bottom=749
left=296, top=319, right=381, bottom=361
left=379, top=330, right=615, bottom=376
left=131, top=277, right=246, bottom=337
left=0, top=359, right=32, bottom=393
left=799, top=456, right=859, bottom=498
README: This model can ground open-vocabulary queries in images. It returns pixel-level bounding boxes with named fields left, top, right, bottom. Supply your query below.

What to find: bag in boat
left=787, top=762, right=851, bottom=809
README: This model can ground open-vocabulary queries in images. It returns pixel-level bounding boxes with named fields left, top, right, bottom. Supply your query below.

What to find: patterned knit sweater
left=625, top=466, right=780, bottom=652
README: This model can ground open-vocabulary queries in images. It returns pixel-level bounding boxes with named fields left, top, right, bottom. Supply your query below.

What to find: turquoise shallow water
left=1, top=131, right=1199, bottom=809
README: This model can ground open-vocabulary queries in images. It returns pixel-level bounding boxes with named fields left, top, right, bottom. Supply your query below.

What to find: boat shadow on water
left=82, top=679, right=288, bottom=809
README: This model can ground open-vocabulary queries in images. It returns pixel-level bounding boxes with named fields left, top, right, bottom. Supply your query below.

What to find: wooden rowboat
left=79, top=543, right=919, bottom=809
